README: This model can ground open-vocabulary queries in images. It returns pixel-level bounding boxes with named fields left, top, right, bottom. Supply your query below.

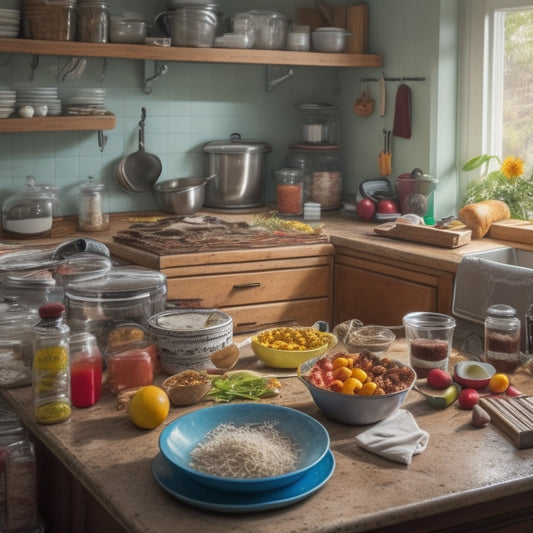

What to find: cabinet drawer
left=167, top=266, right=331, bottom=308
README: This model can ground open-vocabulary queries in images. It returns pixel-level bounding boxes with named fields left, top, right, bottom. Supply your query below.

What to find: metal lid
left=203, top=133, right=272, bottom=154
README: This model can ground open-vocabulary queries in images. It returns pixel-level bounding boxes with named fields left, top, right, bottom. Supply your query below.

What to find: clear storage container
left=69, top=332, right=103, bottom=407
left=275, top=168, right=303, bottom=216
left=295, top=103, right=338, bottom=145
left=76, top=0, right=109, bottom=42
left=485, top=304, right=521, bottom=373
left=78, top=176, right=109, bottom=232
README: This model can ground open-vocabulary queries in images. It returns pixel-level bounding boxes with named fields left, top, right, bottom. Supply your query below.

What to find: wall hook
left=29, top=54, right=39, bottom=81
left=143, top=60, right=169, bottom=94
left=266, top=65, right=294, bottom=92
left=97, top=130, right=107, bottom=152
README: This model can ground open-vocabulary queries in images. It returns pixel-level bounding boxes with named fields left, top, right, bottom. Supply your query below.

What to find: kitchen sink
left=453, top=246, right=533, bottom=352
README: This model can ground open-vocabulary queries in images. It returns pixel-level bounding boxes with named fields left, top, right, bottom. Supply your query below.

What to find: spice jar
left=76, top=0, right=110, bottom=42
left=78, top=176, right=109, bottom=232
left=484, top=304, right=521, bottom=373
left=69, top=332, right=103, bottom=408
left=275, top=168, right=303, bottom=216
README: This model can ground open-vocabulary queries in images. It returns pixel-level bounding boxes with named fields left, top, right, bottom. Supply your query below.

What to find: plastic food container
left=54, top=253, right=112, bottom=287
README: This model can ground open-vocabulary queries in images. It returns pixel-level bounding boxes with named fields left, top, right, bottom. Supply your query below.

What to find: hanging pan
left=115, top=107, right=162, bottom=193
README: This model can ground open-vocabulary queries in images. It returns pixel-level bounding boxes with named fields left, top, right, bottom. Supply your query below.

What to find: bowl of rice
left=251, top=326, right=338, bottom=369
left=158, top=403, right=330, bottom=493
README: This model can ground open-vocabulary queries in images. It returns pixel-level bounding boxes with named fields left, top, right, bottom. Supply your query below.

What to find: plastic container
left=76, top=0, right=109, bottom=42
left=32, top=302, right=71, bottom=424
left=275, top=168, right=303, bottom=216
left=69, top=332, right=103, bottom=407
left=484, top=304, right=521, bottom=373
left=53, top=253, right=112, bottom=288
left=0, top=273, right=64, bottom=310
left=78, top=176, right=109, bottom=232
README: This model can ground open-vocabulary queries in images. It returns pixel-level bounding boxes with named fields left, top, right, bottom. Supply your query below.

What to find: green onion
left=207, top=372, right=281, bottom=403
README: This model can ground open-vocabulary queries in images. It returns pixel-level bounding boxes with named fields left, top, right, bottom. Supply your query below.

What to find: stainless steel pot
left=153, top=175, right=215, bottom=215
left=202, top=134, right=272, bottom=208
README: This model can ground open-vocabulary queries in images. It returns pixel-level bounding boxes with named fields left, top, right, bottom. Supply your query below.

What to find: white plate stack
left=0, top=8, right=21, bottom=38
left=15, top=86, right=62, bottom=116
left=66, top=88, right=108, bottom=115
left=0, top=87, right=16, bottom=118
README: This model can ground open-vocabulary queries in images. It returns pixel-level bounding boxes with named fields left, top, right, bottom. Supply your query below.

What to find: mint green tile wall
left=0, top=0, right=459, bottom=219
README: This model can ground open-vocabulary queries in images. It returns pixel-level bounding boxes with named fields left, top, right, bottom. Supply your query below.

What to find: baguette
left=458, top=200, right=511, bottom=239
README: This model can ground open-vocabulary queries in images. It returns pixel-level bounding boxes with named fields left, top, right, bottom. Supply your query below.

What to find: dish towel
left=355, top=409, right=429, bottom=465
left=392, top=83, right=412, bottom=138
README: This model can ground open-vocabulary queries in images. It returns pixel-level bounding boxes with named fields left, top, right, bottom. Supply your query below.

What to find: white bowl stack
left=66, top=88, right=107, bottom=115
left=0, top=8, right=21, bottom=38
left=15, top=86, right=62, bottom=116
left=0, top=87, right=16, bottom=118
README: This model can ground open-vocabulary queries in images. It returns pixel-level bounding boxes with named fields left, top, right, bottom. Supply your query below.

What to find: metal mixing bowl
left=152, top=177, right=206, bottom=215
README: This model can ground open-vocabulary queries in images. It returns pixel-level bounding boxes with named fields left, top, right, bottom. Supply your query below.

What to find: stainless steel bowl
left=152, top=177, right=206, bottom=215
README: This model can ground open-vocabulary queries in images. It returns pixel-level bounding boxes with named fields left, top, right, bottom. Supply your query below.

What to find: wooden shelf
left=0, top=38, right=383, bottom=68
left=0, top=114, right=116, bottom=132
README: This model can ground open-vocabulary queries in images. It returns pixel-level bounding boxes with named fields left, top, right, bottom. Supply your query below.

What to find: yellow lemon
left=489, top=373, right=510, bottom=394
left=129, top=385, right=170, bottom=429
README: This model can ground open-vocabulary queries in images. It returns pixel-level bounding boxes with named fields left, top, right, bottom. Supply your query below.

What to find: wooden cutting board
left=480, top=396, right=533, bottom=449
left=488, top=219, right=533, bottom=245
left=374, top=222, right=472, bottom=248
left=346, top=4, right=369, bottom=54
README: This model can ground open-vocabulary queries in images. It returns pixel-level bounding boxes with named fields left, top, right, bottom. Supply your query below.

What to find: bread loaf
left=458, top=200, right=511, bottom=239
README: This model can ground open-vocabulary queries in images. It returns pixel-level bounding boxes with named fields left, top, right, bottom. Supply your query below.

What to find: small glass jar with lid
left=78, top=176, right=109, bottom=232
left=275, top=168, right=303, bottom=216
left=295, top=103, right=338, bottom=145
left=484, top=304, right=521, bottom=373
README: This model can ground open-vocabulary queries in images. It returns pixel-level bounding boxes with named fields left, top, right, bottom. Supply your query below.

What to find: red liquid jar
left=70, top=332, right=103, bottom=407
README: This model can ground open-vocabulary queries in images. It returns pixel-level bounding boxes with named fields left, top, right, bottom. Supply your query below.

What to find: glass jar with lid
left=78, top=176, right=109, bottom=232
left=295, top=103, right=338, bottom=145
left=484, top=304, right=521, bottom=373
left=77, top=0, right=110, bottom=42
left=286, top=145, right=343, bottom=209
left=275, top=168, right=303, bottom=216
left=1, top=175, right=54, bottom=239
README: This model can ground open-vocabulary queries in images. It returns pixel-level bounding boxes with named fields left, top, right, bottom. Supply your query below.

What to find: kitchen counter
left=3, top=342, right=533, bottom=533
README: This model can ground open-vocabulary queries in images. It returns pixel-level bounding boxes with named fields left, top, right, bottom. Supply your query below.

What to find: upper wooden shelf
left=0, top=38, right=383, bottom=68
left=0, top=114, right=116, bottom=132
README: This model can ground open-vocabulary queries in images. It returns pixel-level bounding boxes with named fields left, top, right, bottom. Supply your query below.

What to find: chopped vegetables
left=207, top=371, right=281, bottom=403
left=254, top=327, right=330, bottom=351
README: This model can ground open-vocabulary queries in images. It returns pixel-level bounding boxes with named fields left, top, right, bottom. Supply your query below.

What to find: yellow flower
left=501, top=156, right=524, bottom=180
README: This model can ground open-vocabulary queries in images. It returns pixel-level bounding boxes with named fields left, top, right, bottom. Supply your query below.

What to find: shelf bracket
left=97, top=130, right=107, bottom=152
left=29, top=54, right=39, bottom=81
left=143, top=60, right=169, bottom=95
left=265, top=65, right=294, bottom=93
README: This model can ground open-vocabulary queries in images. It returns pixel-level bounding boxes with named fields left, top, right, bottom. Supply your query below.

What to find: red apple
left=377, top=199, right=400, bottom=214
left=458, top=388, right=480, bottom=410
left=356, top=198, right=376, bottom=221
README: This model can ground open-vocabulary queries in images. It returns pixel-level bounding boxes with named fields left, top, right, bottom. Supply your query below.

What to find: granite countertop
left=3, top=341, right=533, bottom=533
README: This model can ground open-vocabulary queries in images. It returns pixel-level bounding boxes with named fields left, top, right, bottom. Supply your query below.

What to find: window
left=458, top=0, right=533, bottom=197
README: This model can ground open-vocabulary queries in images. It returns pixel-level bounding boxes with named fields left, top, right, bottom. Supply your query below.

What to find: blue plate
left=152, top=449, right=335, bottom=513
left=158, top=403, right=330, bottom=493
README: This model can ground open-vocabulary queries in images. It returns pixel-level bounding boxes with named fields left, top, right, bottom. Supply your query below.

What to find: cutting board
left=488, top=219, right=533, bottom=245
left=480, top=396, right=533, bottom=449
left=346, top=4, right=369, bottom=54
left=374, top=221, right=472, bottom=248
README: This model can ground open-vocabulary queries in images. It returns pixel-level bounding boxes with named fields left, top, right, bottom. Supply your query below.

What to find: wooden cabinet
left=333, top=245, right=455, bottom=326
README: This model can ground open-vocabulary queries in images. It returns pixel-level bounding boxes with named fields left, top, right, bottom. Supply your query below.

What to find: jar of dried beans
left=484, top=304, right=521, bottom=373
left=275, top=168, right=303, bottom=216
left=78, top=176, right=109, bottom=232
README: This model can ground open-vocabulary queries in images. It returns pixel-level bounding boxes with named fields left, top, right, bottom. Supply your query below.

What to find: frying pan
left=115, top=107, right=162, bottom=193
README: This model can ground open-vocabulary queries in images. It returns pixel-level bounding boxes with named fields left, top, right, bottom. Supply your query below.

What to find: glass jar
left=484, top=304, right=521, bottom=373
left=1, top=176, right=54, bottom=239
left=275, top=168, right=303, bottom=216
left=295, top=103, right=338, bottom=145
left=77, top=0, right=109, bottom=43
left=78, top=176, right=109, bottom=232
left=69, top=332, right=103, bottom=408
left=286, top=145, right=342, bottom=208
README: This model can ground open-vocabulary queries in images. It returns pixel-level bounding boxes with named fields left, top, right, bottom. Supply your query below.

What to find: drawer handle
left=232, top=282, right=261, bottom=289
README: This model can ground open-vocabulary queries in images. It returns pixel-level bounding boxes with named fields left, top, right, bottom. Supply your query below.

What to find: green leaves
left=462, top=154, right=500, bottom=172
left=207, top=372, right=281, bottom=403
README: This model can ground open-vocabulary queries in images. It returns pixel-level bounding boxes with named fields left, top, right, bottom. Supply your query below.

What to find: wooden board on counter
left=374, top=221, right=472, bottom=248
left=480, top=396, right=533, bottom=449
left=488, top=219, right=533, bottom=245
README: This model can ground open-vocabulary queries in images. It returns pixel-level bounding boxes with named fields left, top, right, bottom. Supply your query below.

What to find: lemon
left=129, top=385, right=170, bottom=429
left=489, top=373, right=510, bottom=394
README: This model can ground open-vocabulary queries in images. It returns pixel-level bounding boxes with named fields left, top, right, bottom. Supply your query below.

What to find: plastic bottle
left=32, top=302, right=71, bottom=424
left=484, top=304, right=521, bottom=373
left=69, top=332, right=103, bottom=408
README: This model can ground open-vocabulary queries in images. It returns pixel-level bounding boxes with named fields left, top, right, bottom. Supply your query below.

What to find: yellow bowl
left=251, top=327, right=338, bottom=369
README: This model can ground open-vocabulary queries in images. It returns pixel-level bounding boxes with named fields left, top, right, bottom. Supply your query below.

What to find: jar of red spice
left=275, top=168, right=303, bottom=216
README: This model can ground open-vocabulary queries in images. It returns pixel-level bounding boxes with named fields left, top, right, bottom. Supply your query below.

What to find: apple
left=376, top=199, right=400, bottom=214
left=356, top=198, right=376, bottom=221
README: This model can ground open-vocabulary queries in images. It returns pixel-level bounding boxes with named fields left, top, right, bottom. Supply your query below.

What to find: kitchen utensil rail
left=360, top=76, right=426, bottom=82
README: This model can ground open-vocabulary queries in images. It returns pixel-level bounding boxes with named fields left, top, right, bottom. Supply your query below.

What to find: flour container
left=203, top=134, right=272, bottom=208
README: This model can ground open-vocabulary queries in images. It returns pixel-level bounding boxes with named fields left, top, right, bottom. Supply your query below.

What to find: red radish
left=377, top=199, right=400, bottom=214
left=356, top=198, right=376, bottom=221
left=506, top=385, right=524, bottom=397
left=458, top=388, right=479, bottom=410
left=426, top=369, right=452, bottom=390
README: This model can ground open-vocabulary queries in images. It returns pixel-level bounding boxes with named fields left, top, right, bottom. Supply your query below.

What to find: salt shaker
left=78, top=176, right=109, bottom=232
left=484, top=304, right=521, bottom=373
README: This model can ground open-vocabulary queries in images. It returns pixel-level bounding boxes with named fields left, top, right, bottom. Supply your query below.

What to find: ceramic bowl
left=162, top=370, right=212, bottom=406
left=148, top=309, right=233, bottom=374
left=453, top=360, right=496, bottom=389
left=158, top=403, right=330, bottom=493
left=332, top=321, right=396, bottom=353
left=298, top=353, right=416, bottom=425
left=311, top=27, right=352, bottom=53
left=251, top=327, right=338, bottom=369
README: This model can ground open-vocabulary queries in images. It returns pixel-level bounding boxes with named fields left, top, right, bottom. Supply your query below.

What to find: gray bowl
left=152, top=177, right=206, bottom=215
left=298, top=354, right=416, bottom=425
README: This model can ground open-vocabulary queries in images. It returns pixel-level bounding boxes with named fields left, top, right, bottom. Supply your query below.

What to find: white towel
left=355, top=409, right=429, bottom=465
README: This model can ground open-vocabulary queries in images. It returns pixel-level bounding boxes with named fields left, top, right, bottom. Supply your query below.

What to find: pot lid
left=203, top=133, right=272, bottom=154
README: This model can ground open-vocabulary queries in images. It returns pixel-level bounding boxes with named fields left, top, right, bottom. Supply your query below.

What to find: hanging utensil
left=354, top=81, right=374, bottom=117
left=378, top=72, right=386, bottom=117
left=378, top=129, right=392, bottom=176
left=115, top=107, right=162, bottom=193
